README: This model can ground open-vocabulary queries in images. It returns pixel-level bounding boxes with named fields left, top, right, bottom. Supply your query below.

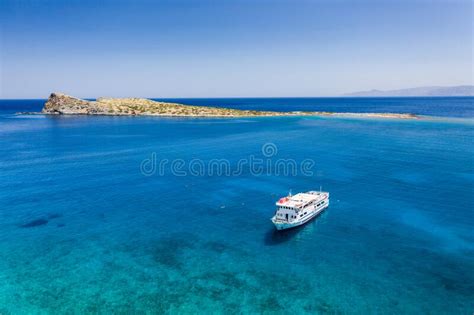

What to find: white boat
left=271, top=190, right=329, bottom=230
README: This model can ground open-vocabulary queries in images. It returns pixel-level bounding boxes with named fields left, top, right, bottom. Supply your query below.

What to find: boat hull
left=272, top=202, right=329, bottom=230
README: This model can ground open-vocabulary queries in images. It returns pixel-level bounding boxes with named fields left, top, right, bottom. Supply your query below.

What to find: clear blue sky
left=1, top=0, right=472, bottom=98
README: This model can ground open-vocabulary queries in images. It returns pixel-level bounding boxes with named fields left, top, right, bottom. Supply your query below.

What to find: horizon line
left=1, top=95, right=474, bottom=101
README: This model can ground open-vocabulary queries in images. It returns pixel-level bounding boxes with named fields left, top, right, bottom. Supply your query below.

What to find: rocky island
left=39, top=93, right=418, bottom=119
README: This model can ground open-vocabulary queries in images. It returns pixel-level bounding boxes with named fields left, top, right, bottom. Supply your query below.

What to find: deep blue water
left=1, top=96, right=473, bottom=117
left=0, top=99, right=473, bottom=313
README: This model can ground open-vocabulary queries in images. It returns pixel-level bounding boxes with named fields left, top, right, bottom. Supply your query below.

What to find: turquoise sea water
left=0, top=100, right=473, bottom=313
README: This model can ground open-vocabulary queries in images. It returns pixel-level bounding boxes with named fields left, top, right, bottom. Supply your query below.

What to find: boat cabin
left=274, top=191, right=327, bottom=222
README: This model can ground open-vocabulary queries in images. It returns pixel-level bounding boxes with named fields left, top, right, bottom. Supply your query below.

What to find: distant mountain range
left=343, top=85, right=474, bottom=97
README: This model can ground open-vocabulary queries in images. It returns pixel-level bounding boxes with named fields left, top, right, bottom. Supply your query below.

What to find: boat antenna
left=289, top=189, right=292, bottom=197
left=320, top=185, right=322, bottom=192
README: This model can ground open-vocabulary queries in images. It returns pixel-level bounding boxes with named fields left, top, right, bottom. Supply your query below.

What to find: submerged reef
left=19, top=213, right=63, bottom=229
left=19, top=219, right=48, bottom=228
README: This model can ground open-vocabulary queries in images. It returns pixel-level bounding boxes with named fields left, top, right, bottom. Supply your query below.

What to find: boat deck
left=276, top=191, right=328, bottom=208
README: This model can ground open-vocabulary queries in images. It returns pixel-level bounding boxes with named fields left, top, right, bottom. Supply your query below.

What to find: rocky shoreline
left=35, top=93, right=418, bottom=119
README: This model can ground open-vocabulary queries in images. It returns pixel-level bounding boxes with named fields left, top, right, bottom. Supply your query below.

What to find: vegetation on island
left=41, top=93, right=418, bottom=119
